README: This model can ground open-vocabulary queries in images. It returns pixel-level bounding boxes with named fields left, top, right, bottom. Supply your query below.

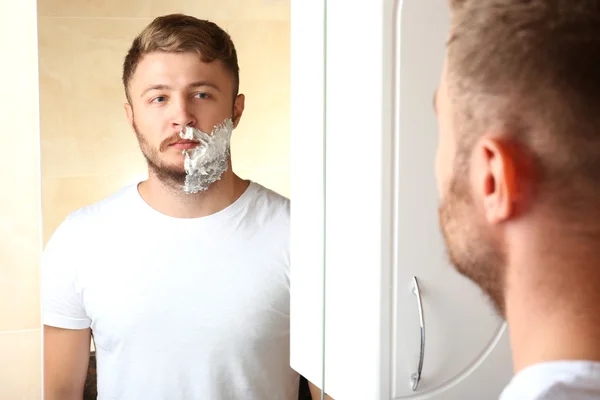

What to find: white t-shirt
left=499, top=361, right=600, bottom=399
left=42, top=181, right=300, bottom=400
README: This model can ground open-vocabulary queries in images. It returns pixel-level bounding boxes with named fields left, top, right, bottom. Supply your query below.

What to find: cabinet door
left=320, top=0, right=514, bottom=398
left=391, top=0, right=513, bottom=398
left=289, top=0, right=326, bottom=391
left=322, top=0, right=397, bottom=397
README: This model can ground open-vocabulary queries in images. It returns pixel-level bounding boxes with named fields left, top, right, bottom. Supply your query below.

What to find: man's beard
left=438, top=163, right=508, bottom=317
left=132, top=119, right=232, bottom=193
left=180, top=119, right=233, bottom=194
left=133, top=120, right=187, bottom=188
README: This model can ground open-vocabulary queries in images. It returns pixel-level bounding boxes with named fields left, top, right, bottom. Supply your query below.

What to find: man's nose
left=172, top=100, right=197, bottom=129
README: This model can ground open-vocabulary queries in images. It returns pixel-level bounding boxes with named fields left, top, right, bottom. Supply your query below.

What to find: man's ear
left=124, top=103, right=134, bottom=130
left=232, top=94, right=245, bottom=128
left=473, top=137, right=521, bottom=224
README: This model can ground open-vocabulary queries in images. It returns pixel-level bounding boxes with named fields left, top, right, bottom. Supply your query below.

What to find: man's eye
left=152, top=96, right=167, bottom=103
left=195, top=93, right=210, bottom=99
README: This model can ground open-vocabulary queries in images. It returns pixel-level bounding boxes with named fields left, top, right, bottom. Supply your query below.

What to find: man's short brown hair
left=122, top=14, right=239, bottom=103
left=446, top=0, right=600, bottom=212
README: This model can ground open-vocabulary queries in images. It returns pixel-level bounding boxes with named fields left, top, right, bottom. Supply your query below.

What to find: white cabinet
left=290, top=1, right=514, bottom=399
left=289, top=0, right=326, bottom=392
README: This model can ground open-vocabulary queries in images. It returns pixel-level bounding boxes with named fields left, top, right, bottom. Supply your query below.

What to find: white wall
left=0, top=0, right=43, bottom=397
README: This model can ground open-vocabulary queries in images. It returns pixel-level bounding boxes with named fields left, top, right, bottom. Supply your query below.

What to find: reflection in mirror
left=38, top=1, right=323, bottom=399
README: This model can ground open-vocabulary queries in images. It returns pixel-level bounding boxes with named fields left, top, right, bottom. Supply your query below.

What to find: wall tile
left=38, top=0, right=185, bottom=18
left=0, top=330, right=42, bottom=399
left=184, top=0, right=289, bottom=22
left=37, top=0, right=288, bottom=21
left=226, top=21, right=290, bottom=173
left=38, top=17, right=151, bottom=180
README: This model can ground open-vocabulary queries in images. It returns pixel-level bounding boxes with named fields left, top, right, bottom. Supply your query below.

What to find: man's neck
left=137, top=170, right=250, bottom=219
left=505, top=243, right=600, bottom=374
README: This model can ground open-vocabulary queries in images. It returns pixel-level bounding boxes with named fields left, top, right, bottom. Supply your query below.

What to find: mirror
left=38, top=1, right=326, bottom=399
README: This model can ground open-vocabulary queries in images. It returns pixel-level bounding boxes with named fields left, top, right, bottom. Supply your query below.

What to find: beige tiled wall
left=38, top=0, right=291, bottom=244
left=0, top=0, right=43, bottom=398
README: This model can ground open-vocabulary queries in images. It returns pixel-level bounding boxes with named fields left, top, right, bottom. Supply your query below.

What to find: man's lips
left=170, top=140, right=199, bottom=150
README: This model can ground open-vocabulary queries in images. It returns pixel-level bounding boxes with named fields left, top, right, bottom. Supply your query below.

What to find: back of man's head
left=447, top=0, right=600, bottom=229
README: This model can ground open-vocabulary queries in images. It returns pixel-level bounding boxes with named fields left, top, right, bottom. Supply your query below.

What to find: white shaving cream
left=179, top=118, right=233, bottom=194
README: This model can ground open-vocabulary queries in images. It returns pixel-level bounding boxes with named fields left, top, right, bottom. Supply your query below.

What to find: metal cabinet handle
left=411, top=276, right=425, bottom=391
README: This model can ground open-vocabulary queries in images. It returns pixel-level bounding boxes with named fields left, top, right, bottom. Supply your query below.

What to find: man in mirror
left=434, top=0, right=600, bottom=398
left=42, top=13, right=329, bottom=400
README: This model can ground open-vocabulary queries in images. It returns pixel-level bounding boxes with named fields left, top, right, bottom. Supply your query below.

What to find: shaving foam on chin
left=179, top=118, right=233, bottom=194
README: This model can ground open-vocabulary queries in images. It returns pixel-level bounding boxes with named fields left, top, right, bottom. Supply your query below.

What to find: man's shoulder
left=243, top=182, right=290, bottom=238
left=249, top=181, right=290, bottom=214
left=68, top=184, right=137, bottom=220
left=500, top=361, right=600, bottom=400
left=46, top=184, right=138, bottom=245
